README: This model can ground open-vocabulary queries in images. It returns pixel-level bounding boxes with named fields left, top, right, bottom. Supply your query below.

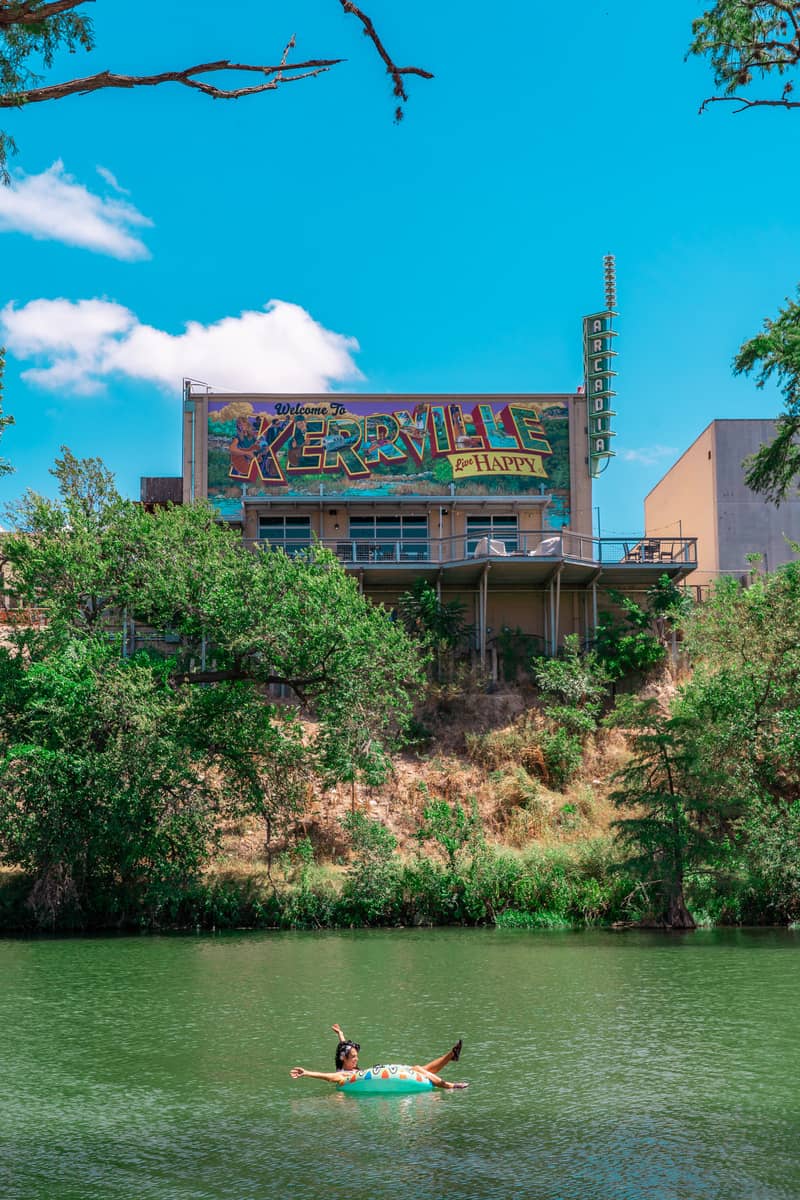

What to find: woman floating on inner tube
left=290, top=1023, right=468, bottom=1090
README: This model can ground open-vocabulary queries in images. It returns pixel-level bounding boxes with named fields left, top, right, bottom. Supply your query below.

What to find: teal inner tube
left=338, top=1065, right=433, bottom=1095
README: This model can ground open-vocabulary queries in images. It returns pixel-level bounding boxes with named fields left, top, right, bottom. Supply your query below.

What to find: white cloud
left=96, top=165, right=130, bottom=196
left=0, top=161, right=152, bottom=259
left=620, top=445, right=678, bottom=467
left=1, top=298, right=363, bottom=396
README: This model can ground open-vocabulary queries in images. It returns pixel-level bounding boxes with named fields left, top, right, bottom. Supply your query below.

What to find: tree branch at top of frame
left=0, top=0, right=91, bottom=27
left=338, top=0, right=434, bottom=120
left=690, top=1, right=800, bottom=114
left=0, top=52, right=344, bottom=108
left=0, top=36, right=343, bottom=108
left=0, top=1, right=433, bottom=177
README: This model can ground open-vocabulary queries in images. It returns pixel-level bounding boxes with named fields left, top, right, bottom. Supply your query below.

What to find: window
left=258, top=515, right=312, bottom=557
left=347, top=515, right=429, bottom=562
left=466, top=515, right=518, bottom=554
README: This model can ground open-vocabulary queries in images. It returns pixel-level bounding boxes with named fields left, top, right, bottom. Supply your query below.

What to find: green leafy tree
left=397, top=578, right=467, bottom=681
left=0, top=1, right=432, bottom=180
left=0, top=636, right=273, bottom=925
left=678, top=564, right=800, bottom=805
left=633, top=565, right=800, bottom=924
left=608, top=698, right=734, bottom=929
left=690, top=2, right=800, bottom=113
left=0, top=450, right=423, bottom=924
left=340, top=810, right=400, bottom=923
left=689, top=9, right=800, bottom=503
left=732, top=289, right=800, bottom=502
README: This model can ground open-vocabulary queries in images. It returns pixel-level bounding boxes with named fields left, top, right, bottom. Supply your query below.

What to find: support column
left=553, top=567, right=562, bottom=655
left=480, top=563, right=489, bottom=670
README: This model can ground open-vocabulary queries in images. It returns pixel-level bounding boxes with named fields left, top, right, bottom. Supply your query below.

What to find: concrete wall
left=645, top=424, right=718, bottom=586
left=646, top=419, right=800, bottom=586
left=714, top=420, right=800, bottom=574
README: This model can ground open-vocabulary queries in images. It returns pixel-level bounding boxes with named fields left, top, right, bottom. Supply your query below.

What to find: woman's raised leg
left=422, top=1038, right=462, bottom=1075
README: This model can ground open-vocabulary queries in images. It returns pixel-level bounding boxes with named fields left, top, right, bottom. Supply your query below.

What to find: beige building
left=144, top=386, right=699, bottom=675
left=645, top=420, right=800, bottom=589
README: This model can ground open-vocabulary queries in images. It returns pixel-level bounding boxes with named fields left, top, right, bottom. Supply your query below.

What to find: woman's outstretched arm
left=290, top=1067, right=346, bottom=1083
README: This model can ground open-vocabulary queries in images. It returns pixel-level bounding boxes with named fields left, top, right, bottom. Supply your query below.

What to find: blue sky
left=0, top=0, right=794, bottom=536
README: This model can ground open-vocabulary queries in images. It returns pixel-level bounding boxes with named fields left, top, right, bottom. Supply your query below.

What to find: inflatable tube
left=339, top=1065, right=434, bottom=1095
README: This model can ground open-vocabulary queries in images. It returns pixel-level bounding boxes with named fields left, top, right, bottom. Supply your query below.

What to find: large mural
left=206, top=397, right=571, bottom=520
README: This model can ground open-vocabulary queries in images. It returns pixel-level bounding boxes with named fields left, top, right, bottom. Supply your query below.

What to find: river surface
left=1, top=928, right=798, bottom=1200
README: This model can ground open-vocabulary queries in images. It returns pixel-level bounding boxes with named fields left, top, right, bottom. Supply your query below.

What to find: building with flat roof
left=169, top=386, right=697, bottom=672
left=645, top=419, right=800, bottom=589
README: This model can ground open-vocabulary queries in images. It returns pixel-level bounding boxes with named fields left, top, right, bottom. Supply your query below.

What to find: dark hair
left=335, top=1040, right=360, bottom=1069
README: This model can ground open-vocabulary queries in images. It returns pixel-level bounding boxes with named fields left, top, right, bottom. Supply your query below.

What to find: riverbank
left=1, top=674, right=794, bottom=933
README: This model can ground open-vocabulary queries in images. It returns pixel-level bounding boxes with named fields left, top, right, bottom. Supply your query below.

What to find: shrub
left=340, top=811, right=401, bottom=924
left=539, top=727, right=584, bottom=790
left=415, top=793, right=484, bottom=872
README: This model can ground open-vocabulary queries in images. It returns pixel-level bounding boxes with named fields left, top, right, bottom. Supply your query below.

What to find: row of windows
left=257, top=515, right=522, bottom=558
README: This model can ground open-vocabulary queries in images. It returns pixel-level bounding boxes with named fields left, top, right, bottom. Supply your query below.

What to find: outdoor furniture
left=473, top=537, right=509, bottom=557
left=528, top=535, right=562, bottom=557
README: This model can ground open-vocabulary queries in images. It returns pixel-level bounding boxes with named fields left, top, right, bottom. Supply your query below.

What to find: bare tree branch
left=0, top=3, right=433, bottom=179
left=699, top=89, right=800, bottom=113
left=339, top=0, right=433, bottom=120
left=0, top=39, right=342, bottom=108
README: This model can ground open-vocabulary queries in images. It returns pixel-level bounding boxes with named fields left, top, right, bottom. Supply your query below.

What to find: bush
left=340, top=811, right=401, bottom=924
left=539, top=727, right=584, bottom=790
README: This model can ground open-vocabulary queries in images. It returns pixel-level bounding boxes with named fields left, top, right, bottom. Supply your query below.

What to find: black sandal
left=451, top=1038, right=463, bottom=1062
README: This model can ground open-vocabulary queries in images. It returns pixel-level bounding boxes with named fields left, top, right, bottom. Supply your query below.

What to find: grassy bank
left=0, top=837, right=641, bottom=933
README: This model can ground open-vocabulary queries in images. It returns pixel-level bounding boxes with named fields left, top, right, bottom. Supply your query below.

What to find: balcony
left=245, top=532, right=698, bottom=587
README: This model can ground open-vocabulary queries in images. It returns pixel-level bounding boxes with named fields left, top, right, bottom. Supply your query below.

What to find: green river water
left=1, top=928, right=798, bottom=1200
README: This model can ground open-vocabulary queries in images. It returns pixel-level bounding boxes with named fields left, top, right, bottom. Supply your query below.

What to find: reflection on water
left=0, top=929, right=798, bottom=1200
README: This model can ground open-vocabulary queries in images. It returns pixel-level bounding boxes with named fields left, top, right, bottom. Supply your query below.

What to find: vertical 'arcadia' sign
left=584, top=253, right=618, bottom=478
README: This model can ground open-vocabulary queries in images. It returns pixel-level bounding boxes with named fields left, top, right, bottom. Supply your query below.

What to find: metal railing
left=246, top=532, right=698, bottom=567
